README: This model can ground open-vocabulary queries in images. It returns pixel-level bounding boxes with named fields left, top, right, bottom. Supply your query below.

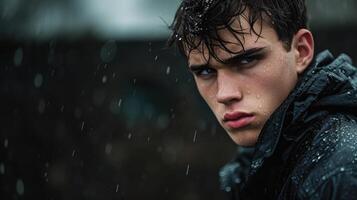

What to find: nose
left=216, top=71, right=243, bottom=105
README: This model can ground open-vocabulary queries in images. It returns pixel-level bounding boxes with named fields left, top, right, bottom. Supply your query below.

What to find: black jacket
left=220, top=50, right=357, bottom=200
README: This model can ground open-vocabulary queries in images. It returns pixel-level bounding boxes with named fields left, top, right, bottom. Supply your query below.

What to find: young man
left=168, top=0, right=357, bottom=199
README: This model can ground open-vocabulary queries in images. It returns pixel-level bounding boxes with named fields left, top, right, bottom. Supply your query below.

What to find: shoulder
left=296, top=113, right=357, bottom=199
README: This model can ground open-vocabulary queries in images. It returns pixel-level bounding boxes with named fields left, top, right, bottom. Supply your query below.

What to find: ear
left=291, top=29, right=314, bottom=74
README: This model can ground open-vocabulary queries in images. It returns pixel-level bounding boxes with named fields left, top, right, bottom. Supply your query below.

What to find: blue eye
left=192, top=68, right=216, bottom=78
left=239, top=56, right=257, bottom=65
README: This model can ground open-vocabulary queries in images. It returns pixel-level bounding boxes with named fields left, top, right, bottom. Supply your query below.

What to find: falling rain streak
left=193, top=130, right=197, bottom=143
left=81, top=121, right=85, bottom=131
left=186, top=164, right=190, bottom=176
left=72, top=150, right=76, bottom=157
left=118, top=99, right=122, bottom=108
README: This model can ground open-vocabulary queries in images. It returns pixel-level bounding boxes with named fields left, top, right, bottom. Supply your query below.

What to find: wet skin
left=187, top=16, right=313, bottom=146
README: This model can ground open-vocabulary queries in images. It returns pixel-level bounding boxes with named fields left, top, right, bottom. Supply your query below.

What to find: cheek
left=253, top=59, right=297, bottom=111
left=195, top=80, right=216, bottom=107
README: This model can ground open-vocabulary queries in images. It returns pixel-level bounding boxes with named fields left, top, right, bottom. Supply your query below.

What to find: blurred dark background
left=0, top=0, right=356, bottom=199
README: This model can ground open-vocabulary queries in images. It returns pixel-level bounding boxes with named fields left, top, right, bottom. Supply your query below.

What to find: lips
left=223, top=112, right=255, bottom=129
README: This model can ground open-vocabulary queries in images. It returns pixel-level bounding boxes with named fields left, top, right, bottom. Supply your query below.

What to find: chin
left=228, top=129, right=260, bottom=147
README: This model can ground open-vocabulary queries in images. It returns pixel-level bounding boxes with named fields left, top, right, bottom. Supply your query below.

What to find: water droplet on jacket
left=266, top=148, right=272, bottom=154
left=251, top=159, right=262, bottom=169
left=234, top=177, right=241, bottom=184
left=340, top=167, right=345, bottom=172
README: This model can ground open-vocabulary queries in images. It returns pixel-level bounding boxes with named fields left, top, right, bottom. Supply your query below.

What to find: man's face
left=187, top=17, right=300, bottom=146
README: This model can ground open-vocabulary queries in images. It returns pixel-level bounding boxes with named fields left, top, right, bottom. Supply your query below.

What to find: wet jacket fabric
left=219, top=50, right=357, bottom=200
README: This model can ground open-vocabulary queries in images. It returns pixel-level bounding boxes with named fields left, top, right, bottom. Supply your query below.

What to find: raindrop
left=128, top=133, right=132, bottom=139
left=186, top=164, right=190, bottom=176
left=105, top=143, right=112, bottom=154
left=193, top=130, right=198, bottom=143
left=34, top=73, right=43, bottom=88
left=16, top=179, right=24, bottom=196
left=340, top=167, right=345, bottom=172
left=80, top=121, right=85, bottom=131
left=0, top=163, right=5, bottom=174
left=115, top=184, right=120, bottom=193
left=256, top=94, right=261, bottom=99
left=4, top=139, right=8, bottom=148
left=102, top=76, right=108, bottom=83
left=14, top=48, right=23, bottom=67
left=322, top=175, right=326, bottom=181
left=251, top=159, right=262, bottom=169
left=118, top=99, right=122, bottom=108
left=147, top=137, right=151, bottom=143
left=72, top=149, right=76, bottom=157
left=166, top=66, right=171, bottom=75
left=154, top=56, right=158, bottom=61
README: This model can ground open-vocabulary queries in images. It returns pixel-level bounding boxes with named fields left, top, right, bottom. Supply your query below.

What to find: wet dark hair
left=167, top=0, right=307, bottom=61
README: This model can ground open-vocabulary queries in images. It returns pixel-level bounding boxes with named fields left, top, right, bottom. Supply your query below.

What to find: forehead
left=187, top=16, right=278, bottom=66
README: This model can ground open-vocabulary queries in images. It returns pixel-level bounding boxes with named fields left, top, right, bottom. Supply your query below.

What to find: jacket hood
left=249, top=50, right=357, bottom=173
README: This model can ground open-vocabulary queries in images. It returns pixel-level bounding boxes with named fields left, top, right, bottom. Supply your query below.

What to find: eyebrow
left=188, top=47, right=266, bottom=71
